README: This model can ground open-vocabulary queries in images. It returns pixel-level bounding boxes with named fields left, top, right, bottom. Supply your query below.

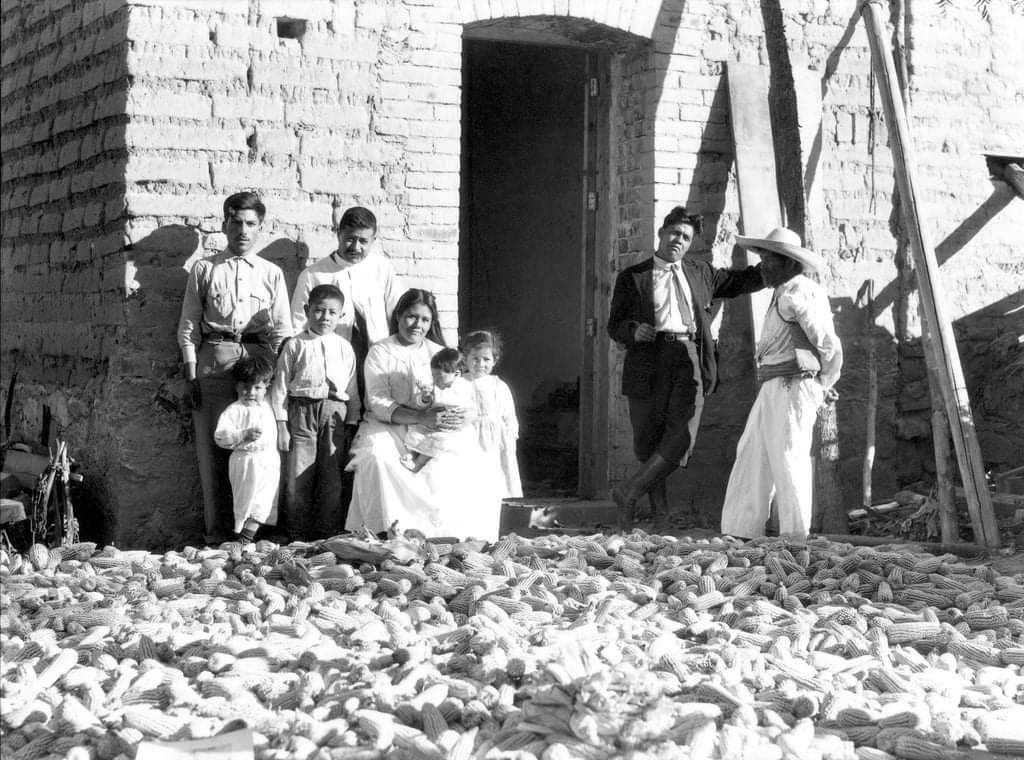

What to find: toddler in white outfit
left=402, top=347, right=476, bottom=472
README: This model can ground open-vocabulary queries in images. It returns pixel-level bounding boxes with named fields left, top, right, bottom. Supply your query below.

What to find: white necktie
left=670, top=263, right=692, bottom=329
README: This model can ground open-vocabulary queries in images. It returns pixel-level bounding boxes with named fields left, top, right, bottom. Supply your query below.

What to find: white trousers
left=720, top=376, right=824, bottom=539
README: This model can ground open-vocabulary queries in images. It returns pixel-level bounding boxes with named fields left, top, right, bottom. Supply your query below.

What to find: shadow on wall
left=0, top=3, right=135, bottom=543
left=956, top=288, right=1024, bottom=473
left=88, top=224, right=305, bottom=548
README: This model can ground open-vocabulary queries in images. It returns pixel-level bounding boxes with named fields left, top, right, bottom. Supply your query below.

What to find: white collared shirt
left=756, top=274, right=843, bottom=390
left=177, top=248, right=293, bottom=364
left=652, top=256, right=695, bottom=332
left=270, top=329, right=360, bottom=422
left=290, top=251, right=402, bottom=345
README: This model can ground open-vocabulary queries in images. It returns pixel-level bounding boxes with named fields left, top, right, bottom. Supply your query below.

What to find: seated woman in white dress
left=345, top=289, right=503, bottom=540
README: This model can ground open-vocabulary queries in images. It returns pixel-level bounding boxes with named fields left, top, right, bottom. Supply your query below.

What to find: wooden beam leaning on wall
left=860, top=0, right=1001, bottom=547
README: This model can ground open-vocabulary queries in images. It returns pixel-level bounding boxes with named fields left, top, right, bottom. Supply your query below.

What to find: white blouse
left=362, top=335, right=444, bottom=423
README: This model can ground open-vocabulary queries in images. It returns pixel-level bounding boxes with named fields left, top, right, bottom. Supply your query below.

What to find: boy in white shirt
left=272, top=284, right=360, bottom=539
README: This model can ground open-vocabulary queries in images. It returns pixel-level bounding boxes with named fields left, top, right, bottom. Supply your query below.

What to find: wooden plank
left=862, top=0, right=1001, bottom=547
left=579, top=52, right=611, bottom=498
left=793, top=67, right=827, bottom=250
left=726, top=63, right=781, bottom=345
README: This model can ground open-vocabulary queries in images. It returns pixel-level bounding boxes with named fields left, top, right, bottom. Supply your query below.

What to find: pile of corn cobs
left=1, top=532, right=1023, bottom=760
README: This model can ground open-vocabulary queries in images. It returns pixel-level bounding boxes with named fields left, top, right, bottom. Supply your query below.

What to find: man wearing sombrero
left=608, top=206, right=766, bottom=531
left=719, top=226, right=843, bottom=539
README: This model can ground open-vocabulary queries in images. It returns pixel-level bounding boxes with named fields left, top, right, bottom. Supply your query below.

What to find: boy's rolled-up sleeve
left=341, top=340, right=361, bottom=424
left=270, top=342, right=294, bottom=421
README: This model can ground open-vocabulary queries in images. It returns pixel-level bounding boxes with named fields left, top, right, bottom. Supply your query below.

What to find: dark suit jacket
left=607, top=256, right=764, bottom=398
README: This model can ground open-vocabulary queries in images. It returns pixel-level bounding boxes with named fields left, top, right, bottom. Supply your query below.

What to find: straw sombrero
left=735, top=227, right=824, bottom=273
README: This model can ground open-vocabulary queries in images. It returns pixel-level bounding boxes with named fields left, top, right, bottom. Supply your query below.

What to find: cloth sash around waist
left=756, top=359, right=818, bottom=385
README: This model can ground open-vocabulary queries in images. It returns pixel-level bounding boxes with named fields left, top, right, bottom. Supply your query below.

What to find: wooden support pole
left=861, top=0, right=1001, bottom=547
left=856, top=280, right=877, bottom=508
left=923, top=331, right=959, bottom=543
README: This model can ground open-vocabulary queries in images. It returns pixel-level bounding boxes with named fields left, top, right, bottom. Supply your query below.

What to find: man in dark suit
left=607, top=206, right=765, bottom=531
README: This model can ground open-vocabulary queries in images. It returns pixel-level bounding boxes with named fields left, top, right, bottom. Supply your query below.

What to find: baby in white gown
left=401, top=347, right=476, bottom=472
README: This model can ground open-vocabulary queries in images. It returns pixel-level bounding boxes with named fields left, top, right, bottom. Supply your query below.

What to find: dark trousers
left=192, top=340, right=275, bottom=542
left=284, top=397, right=349, bottom=539
left=193, top=376, right=236, bottom=541
left=628, top=339, right=704, bottom=466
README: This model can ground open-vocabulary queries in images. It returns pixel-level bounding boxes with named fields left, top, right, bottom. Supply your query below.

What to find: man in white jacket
left=290, top=205, right=402, bottom=395
left=720, top=227, right=843, bottom=540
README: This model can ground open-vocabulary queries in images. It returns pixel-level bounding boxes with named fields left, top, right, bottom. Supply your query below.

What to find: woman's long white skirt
left=345, top=418, right=503, bottom=541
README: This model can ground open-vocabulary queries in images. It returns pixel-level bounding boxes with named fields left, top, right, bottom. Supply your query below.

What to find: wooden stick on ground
left=818, top=533, right=986, bottom=558
left=847, top=500, right=901, bottom=520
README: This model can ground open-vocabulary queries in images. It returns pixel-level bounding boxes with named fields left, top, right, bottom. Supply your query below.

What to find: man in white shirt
left=608, top=206, right=766, bottom=531
left=290, top=206, right=402, bottom=396
left=720, top=226, right=843, bottom=540
left=177, top=191, right=292, bottom=542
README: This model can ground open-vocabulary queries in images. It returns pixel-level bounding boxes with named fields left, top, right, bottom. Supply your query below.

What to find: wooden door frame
left=578, top=51, right=612, bottom=498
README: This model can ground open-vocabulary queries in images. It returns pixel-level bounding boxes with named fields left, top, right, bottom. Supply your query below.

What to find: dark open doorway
left=459, top=39, right=589, bottom=497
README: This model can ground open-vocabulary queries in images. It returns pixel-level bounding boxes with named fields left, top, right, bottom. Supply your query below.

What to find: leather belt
left=204, top=331, right=266, bottom=344
left=656, top=331, right=694, bottom=343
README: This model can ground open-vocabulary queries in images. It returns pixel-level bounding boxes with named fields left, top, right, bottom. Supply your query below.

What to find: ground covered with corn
left=1, top=532, right=1023, bottom=760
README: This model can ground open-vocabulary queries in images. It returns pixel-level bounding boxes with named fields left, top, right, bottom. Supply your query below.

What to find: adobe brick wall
left=603, top=0, right=1023, bottom=522
left=2, top=0, right=1020, bottom=546
left=1, top=0, right=134, bottom=541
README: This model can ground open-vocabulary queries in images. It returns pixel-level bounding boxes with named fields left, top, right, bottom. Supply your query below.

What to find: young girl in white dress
left=462, top=331, right=523, bottom=498
left=214, top=355, right=279, bottom=542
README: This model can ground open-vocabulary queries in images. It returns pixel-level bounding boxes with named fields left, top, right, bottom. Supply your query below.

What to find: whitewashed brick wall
left=2, top=0, right=1020, bottom=545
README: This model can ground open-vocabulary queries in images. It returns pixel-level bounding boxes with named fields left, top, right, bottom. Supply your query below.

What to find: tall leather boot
left=612, top=454, right=677, bottom=532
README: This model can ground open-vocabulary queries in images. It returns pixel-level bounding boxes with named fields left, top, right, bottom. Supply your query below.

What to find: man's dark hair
left=308, top=283, right=345, bottom=307
left=232, top=353, right=274, bottom=385
left=660, top=206, right=703, bottom=235
left=223, top=191, right=266, bottom=222
left=338, top=206, right=378, bottom=233
left=430, top=347, right=463, bottom=374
